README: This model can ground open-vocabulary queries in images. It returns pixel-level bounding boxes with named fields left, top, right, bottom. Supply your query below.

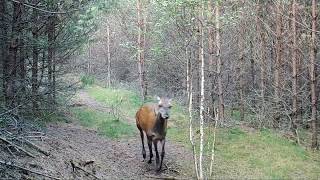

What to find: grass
left=86, top=85, right=142, bottom=117
left=214, top=128, right=320, bottom=179
left=78, top=84, right=320, bottom=179
left=22, top=110, right=69, bottom=128
left=72, top=107, right=134, bottom=138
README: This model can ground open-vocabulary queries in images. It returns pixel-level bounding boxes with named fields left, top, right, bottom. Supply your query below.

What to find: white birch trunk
left=209, top=107, right=218, bottom=177
left=187, top=42, right=199, bottom=179
left=199, top=2, right=205, bottom=179
left=107, top=24, right=111, bottom=87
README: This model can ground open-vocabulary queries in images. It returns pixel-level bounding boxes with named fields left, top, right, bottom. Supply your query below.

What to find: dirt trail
left=2, top=91, right=194, bottom=179
left=76, top=91, right=112, bottom=113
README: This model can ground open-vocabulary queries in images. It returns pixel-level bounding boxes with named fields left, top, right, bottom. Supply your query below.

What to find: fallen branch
left=0, top=160, right=61, bottom=180
left=0, top=136, right=35, bottom=158
left=69, top=103, right=85, bottom=107
left=0, top=105, right=22, bottom=116
left=163, top=163, right=180, bottom=174
left=70, top=160, right=100, bottom=180
left=27, top=131, right=46, bottom=135
left=83, top=160, right=95, bottom=167
left=6, top=146, right=16, bottom=157
left=22, top=138, right=50, bottom=156
left=25, top=135, right=48, bottom=140
left=144, top=174, right=182, bottom=180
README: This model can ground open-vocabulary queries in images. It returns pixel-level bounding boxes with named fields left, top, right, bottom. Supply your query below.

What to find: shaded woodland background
left=0, top=0, right=319, bottom=145
left=0, top=0, right=319, bottom=178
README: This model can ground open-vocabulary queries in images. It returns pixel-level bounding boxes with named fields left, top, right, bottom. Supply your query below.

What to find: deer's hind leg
left=137, top=125, right=146, bottom=160
left=147, top=136, right=153, bottom=163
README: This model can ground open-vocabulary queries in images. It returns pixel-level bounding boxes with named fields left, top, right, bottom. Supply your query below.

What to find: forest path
left=33, top=90, right=194, bottom=179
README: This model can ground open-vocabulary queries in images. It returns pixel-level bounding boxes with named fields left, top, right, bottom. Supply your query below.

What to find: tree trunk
left=6, top=0, right=22, bottom=107
left=291, top=0, right=299, bottom=144
left=310, top=0, right=318, bottom=149
left=208, top=0, right=215, bottom=119
left=198, top=2, right=205, bottom=179
left=216, top=1, right=224, bottom=122
left=1, top=0, right=8, bottom=99
left=47, top=9, right=57, bottom=103
left=32, top=1, right=39, bottom=111
left=87, top=42, right=91, bottom=75
left=238, top=2, right=245, bottom=121
left=48, top=14, right=54, bottom=103
left=256, top=2, right=266, bottom=123
left=106, top=23, right=111, bottom=87
left=274, top=1, right=282, bottom=105
left=137, top=0, right=147, bottom=102
left=273, top=1, right=283, bottom=127
left=143, top=9, right=148, bottom=97
left=187, top=43, right=199, bottom=180
left=250, top=41, right=255, bottom=106
left=18, top=2, right=26, bottom=103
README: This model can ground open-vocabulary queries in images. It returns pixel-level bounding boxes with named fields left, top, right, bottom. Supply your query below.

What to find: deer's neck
left=153, top=114, right=167, bottom=138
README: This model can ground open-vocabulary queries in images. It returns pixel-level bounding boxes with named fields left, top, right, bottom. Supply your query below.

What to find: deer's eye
left=159, top=104, right=163, bottom=107
left=168, top=106, right=172, bottom=109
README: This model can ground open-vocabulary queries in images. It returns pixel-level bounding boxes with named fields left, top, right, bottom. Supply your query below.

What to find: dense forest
left=0, top=0, right=319, bottom=179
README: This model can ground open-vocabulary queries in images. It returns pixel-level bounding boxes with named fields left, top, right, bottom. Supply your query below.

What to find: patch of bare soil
left=0, top=91, right=194, bottom=179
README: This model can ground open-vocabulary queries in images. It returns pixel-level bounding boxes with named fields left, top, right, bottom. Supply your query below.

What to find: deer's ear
left=156, top=96, right=161, bottom=101
left=168, top=98, right=172, bottom=104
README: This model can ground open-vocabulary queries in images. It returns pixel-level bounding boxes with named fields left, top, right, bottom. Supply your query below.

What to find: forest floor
left=0, top=89, right=194, bottom=179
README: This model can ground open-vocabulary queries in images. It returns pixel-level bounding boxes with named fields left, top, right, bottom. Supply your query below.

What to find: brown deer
left=135, top=97, right=172, bottom=171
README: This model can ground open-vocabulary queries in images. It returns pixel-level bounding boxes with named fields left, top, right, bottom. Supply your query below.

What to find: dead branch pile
left=0, top=113, right=56, bottom=179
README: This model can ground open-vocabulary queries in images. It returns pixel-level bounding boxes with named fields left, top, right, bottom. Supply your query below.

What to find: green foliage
left=81, top=75, right=95, bottom=86
left=22, top=110, right=68, bottom=128
left=72, top=107, right=134, bottom=138
left=86, top=85, right=142, bottom=117
left=229, top=109, right=242, bottom=120
left=37, top=111, right=68, bottom=123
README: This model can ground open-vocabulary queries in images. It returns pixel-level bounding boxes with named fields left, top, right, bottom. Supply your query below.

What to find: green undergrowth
left=81, top=74, right=95, bottom=86
left=20, top=109, right=69, bottom=129
left=170, top=126, right=320, bottom=179
left=86, top=85, right=141, bottom=117
left=72, top=107, right=134, bottom=138
left=214, top=128, right=320, bottom=179
left=85, top=85, right=188, bottom=123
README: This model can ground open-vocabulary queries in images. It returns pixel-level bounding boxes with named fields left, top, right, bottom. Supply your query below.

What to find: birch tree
left=198, top=2, right=205, bottom=179
left=106, top=23, right=111, bottom=87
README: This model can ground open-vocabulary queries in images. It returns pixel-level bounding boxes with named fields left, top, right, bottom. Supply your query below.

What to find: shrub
left=81, top=75, right=95, bottom=86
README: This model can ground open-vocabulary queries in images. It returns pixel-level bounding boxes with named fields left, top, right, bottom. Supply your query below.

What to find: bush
left=81, top=75, right=95, bottom=86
